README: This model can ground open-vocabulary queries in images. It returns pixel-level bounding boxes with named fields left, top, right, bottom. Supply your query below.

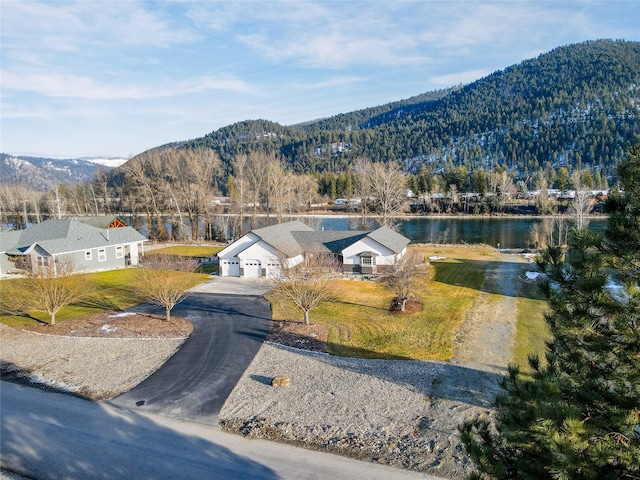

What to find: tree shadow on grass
left=75, top=296, right=124, bottom=311
left=431, top=257, right=542, bottom=300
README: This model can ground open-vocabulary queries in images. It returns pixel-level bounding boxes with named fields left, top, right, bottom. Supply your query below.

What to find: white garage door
left=221, top=258, right=240, bottom=277
left=265, top=261, right=281, bottom=279
left=243, top=260, right=262, bottom=278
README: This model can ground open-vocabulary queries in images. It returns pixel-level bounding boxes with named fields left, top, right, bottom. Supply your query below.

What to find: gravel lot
left=0, top=323, right=186, bottom=400
left=219, top=342, right=498, bottom=480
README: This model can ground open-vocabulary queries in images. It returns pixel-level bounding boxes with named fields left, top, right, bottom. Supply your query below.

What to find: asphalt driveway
left=109, top=292, right=271, bottom=425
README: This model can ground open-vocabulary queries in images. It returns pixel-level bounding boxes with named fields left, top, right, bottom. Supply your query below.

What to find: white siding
left=237, top=240, right=280, bottom=265
left=217, top=233, right=260, bottom=259
left=341, top=237, right=396, bottom=266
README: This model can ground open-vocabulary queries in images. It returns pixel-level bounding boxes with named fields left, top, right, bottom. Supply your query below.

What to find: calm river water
left=143, top=215, right=607, bottom=249
left=316, top=216, right=607, bottom=249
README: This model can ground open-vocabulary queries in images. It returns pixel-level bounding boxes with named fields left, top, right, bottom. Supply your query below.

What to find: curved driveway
left=109, top=290, right=271, bottom=425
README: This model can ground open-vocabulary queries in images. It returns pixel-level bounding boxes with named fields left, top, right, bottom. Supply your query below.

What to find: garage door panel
left=243, top=260, right=262, bottom=278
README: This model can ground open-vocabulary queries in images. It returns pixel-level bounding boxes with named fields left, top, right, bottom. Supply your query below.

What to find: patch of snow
left=525, top=271, right=543, bottom=280
left=83, top=157, right=128, bottom=168
left=522, top=253, right=537, bottom=262
left=605, top=281, right=629, bottom=303
left=428, top=256, right=446, bottom=261
left=101, top=325, right=117, bottom=333
left=108, top=312, right=137, bottom=318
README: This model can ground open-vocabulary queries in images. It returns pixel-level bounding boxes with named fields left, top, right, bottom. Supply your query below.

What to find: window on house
left=38, top=256, right=49, bottom=266
left=361, top=256, right=372, bottom=266
left=85, top=250, right=92, bottom=261
left=98, top=248, right=107, bottom=262
left=115, top=246, right=123, bottom=258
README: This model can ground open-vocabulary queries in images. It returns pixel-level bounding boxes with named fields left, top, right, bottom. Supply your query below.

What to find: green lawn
left=148, top=245, right=223, bottom=274
left=0, top=268, right=208, bottom=327
left=268, top=245, right=495, bottom=361
left=514, top=282, right=550, bottom=372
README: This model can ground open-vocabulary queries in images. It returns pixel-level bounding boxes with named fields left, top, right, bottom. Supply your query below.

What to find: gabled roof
left=366, top=226, right=411, bottom=254
left=1, top=219, right=147, bottom=255
left=251, top=220, right=314, bottom=257
left=72, top=216, right=129, bottom=229
left=220, top=220, right=410, bottom=259
left=292, top=230, right=369, bottom=254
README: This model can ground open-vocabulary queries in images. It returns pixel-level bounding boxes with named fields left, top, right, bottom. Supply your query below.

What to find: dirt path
left=452, top=253, right=526, bottom=374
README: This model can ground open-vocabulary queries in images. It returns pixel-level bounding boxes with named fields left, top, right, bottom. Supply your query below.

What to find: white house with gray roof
left=0, top=219, right=147, bottom=275
left=217, top=220, right=410, bottom=278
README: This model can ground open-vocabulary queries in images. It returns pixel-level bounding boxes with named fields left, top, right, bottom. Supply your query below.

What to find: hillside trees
left=185, top=40, right=639, bottom=186
left=460, top=145, right=640, bottom=479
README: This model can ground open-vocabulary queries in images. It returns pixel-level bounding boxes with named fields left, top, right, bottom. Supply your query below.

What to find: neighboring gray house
left=217, top=220, right=410, bottom=278
left=0, top=219, right=147, bottom=275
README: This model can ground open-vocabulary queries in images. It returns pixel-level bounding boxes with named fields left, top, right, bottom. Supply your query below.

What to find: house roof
left=223, top=220, right=410, bottom=259
left=1, top=219, right=147, bottom=256
left=367, top=226, right=411, bottom=254
left=72, top=215, right=129, bottom=229
left=251, top=220, right=314, bottom=257
left=292, top=230, right=369, bottom=254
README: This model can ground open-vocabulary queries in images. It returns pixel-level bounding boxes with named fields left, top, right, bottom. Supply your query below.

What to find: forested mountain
left=179, top=40, right=639, bottom=182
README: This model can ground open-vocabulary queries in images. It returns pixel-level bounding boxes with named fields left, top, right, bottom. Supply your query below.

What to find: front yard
left=268, top=244, right=548, bottom=363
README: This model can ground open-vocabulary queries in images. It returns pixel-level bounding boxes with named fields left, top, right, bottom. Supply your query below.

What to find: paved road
left=109, top=292, right=271, bottom=424
left=1, top=382, right=439, bottom=480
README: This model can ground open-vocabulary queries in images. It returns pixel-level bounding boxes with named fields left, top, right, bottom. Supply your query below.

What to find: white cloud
left=430, top=69, right=492, bottom=87
left=1, top=1, right=198, bottom=57
left=1, top=71, right=253, bottom=100
left=291, top=76, right=366, bottom=90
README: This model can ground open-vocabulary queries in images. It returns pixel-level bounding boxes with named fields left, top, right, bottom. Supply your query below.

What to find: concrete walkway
left=189, top=276, right=272, bottom=296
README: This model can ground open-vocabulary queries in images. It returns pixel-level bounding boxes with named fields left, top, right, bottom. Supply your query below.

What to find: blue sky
left=1, top=1, right=638, bottom=159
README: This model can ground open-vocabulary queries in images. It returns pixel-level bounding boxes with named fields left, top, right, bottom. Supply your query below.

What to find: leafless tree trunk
left=352, top=158, right=373, bottom=228
left=270, top=254, right=340, bottom=325
left=368, top=161, right=407, bottom=226
left=570, top=172, right=593, bottom=231
left=133, top=254, right=201, bottom=321
left=229, top=154, right=249, bottom=239
left=380, top=250, right=425, bottom=311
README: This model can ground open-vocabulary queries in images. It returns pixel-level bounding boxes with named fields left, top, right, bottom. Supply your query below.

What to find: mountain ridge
left=0, top=154, right=125, bottom=190
left=178, top=39, right=639, bottom=180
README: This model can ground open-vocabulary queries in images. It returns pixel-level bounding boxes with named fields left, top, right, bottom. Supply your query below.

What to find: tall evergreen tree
left=460, top=144, right=640, bottom=479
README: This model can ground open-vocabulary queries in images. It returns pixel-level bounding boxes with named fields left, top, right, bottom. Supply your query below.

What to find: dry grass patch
left=267, top=245, right=493, bottom=361
left=514, top=282, right=551, bottom=372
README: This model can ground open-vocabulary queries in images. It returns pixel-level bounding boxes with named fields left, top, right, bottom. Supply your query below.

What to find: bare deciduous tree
left=380, top=250, right=425, bottom=312
left=133, top=254, right=200, bottom=321
left=569, top=172, right=594, bottom=231
left=352, top=157, right=373, bottom=227
left=7, top=258, right=92, bottom=325
left=270, top=255, right=340, bottom=325
left=368, top=161, right=408, bottom=226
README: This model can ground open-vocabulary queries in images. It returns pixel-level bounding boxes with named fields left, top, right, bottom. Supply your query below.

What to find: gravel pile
left=219, top=342, right=500, bottom=480
left=0, top=324, right=186, bottom=400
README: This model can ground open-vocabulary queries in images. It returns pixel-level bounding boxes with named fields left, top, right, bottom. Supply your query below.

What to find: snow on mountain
left=0, top=153, right=126, bottom=190
left=80, top=157, right=129, bottom=168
